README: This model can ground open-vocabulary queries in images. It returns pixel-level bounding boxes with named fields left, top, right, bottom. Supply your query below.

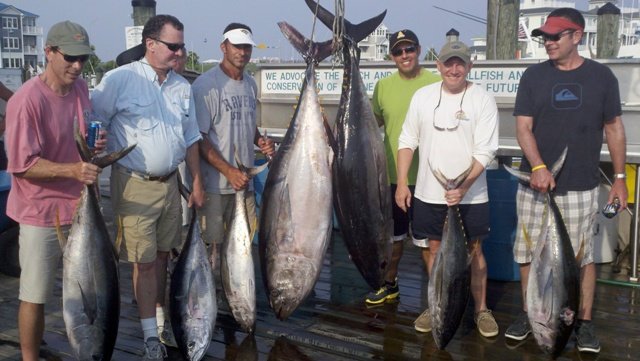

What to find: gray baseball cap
left=46, top=21, right=93, bottom=56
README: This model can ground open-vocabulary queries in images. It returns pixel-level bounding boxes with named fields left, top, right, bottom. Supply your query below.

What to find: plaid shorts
left=513, top=184, right=598, bottom=266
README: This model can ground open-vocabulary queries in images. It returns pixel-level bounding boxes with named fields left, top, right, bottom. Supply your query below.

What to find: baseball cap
left=438, top=41, right=471, bottom=64
left=223, top=27, right=256, bottom=46
left=531, top=16, right=584, bottom=37
left=46, top=21, right=93, bottom=56
left=389, top=29, right=419, bottom=49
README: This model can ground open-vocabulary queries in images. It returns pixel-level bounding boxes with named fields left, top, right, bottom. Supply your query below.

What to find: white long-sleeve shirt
left=398, top=81, right=499, bottom=204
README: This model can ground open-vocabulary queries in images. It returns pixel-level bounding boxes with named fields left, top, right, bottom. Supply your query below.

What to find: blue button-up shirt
left=91, top=59, right=201, bottom=176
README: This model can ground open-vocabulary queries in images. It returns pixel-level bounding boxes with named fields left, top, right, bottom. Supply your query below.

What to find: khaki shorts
left=19, top=224, right=69, bottom=304
left=111, top=168, right=182, bottom=263
left=200, top=192, right=257, bottom=246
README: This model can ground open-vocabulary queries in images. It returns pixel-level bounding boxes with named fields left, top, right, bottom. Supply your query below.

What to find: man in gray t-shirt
left=192, top=22, right=274, bottom=268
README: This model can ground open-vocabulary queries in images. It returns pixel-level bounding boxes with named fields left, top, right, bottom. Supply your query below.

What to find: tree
left=187, top=51, right=199, bottom=71
left=82, top=45, right=101, bottom=76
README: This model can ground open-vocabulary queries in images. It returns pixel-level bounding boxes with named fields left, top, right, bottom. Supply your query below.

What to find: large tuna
left=170, top=206, right=217, bottom=360
left=62, top=130, right=134, bottom=360
left=221, top=158, right=268, bottom=333
left=258, top=22, right=334, bottom=320
left=504, top=149, right=580, bottom=358
left=304, top=0, right=391, bottom=290
left=428, top=166, right=473, bottom=350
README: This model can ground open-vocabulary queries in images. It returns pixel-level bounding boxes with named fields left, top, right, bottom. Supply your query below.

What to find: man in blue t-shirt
left=504, top=8, right=627, bottom=354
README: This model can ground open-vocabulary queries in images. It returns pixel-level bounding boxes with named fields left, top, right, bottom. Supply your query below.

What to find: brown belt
left=114, top=164, right=177, bottom=182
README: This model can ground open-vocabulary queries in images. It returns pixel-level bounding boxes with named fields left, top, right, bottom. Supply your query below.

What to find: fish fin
left=74, top=122, right=92, bottom=163
left=322, top=112, right=338, bottom=156
left=429, top=162, right=472, bottom=191
left=575, top=237, right=586, bottom=264
left=247, top=162, right=268, bottom=179
left=92, top=144, right=137, bottom=169
left=55, top=208, right=66, bottom=249
left=522, top=224, right=533, bottom=252
left=303, top=0, right=386, bottom=43
left=549, top=147, right=568, bottom=179
left=114, top=215, right=123, bottom=259
left=78, top=281, right=97, bottom=324
left=176, top=170, right=191, bottom=201
left=249, top=215, right=258, bottom=242
left=277, top=21, right=333, bottom=63
left=503, top=164, right=531, bottom=185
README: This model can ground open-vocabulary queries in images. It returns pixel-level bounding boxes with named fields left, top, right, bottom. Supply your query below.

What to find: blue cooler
left=484, top=167, right=521, bottom=281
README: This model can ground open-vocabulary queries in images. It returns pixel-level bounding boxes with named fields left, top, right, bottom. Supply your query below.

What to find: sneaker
left=414, top=308, right=432, bottom=333
left=505, top=311, right=531, bottom=341
left=575, top=320, right=601, bottom=353
left=475, top=309, right=499, bottom=337
left=364, top=280, right=400, bottom=305
left=158, top=321, right=178, bottom=348
left=142, top=337, right=167, bottom=361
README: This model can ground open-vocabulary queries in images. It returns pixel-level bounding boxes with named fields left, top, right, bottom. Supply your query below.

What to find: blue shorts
left=411, top=199, right=490, bottom=245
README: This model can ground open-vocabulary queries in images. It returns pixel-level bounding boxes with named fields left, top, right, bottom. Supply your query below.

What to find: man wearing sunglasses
left=396, top=40, right=500, bottom=339
left=4, top=21, right=104, bottom=361
left=92, top=14, right=205, bottom=360
left=506, top=8, right=627, bottom=354
left=191, top=23, right=274, bottom=276
left=367, top=29, right=440, bottom=326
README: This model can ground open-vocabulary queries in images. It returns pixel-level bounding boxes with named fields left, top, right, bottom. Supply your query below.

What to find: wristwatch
left=614, top=173, right=626, bottom=179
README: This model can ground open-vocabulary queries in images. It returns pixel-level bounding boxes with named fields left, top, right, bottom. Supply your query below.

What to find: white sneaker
left=158, top=321, right=178, bottom=348
left=142, top=337, right=167, bottom=361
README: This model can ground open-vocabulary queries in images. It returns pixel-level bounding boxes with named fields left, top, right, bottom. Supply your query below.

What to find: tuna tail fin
left=503, top=147, right=569, bottom=185
left=74, top=122, right=137, bottom=169
left=114, top=215, right=123, bottom=260
left=431, top=163, right=473, bottom=191
left=304, top=0, right=386, bottom=43
left=234, top=147, right=268, bottom=179
left=277, top=21, right=333, bottom=63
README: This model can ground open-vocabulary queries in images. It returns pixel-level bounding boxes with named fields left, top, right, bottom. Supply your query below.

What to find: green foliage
left=82, top=45, right=101, bottom=76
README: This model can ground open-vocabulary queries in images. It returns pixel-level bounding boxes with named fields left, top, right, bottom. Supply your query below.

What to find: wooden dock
left=1, top=194, right=639, bottom=360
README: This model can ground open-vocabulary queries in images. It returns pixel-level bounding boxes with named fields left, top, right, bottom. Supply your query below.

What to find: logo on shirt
left=552, top=83, right=582, bottom=110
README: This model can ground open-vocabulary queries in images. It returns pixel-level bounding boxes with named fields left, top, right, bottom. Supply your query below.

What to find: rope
left=332, top=0, right=345, bottom=66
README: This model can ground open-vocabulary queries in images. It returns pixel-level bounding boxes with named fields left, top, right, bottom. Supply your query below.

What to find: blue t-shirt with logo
left=513, top=59, right=622, bottom=193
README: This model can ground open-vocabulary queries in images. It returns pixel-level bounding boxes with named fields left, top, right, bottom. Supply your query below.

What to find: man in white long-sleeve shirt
left=395, top=40, right=500, bottom=338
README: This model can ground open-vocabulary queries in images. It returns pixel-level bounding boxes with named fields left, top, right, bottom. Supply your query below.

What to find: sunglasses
left=535, top=30, right=575, bottom=43
left=54, top=48, right=89, bottom=63
left=391, top=45, right=417, bottom=57
left=152, top=38, right=186, bottom=52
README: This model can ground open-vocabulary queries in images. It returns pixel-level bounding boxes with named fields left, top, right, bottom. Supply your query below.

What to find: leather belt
left=114, top=164, right=177, bottom=182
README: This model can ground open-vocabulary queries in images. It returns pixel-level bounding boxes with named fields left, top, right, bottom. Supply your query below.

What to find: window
left=2, top=17, right=18, bottom=29
left=3, top=37, right=19, bottom=49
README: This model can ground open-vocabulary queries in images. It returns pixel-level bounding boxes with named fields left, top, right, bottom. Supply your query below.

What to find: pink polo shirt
left=5, top=76, right=90, bottom=227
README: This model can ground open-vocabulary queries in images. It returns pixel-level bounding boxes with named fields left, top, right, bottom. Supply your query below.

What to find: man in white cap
left=191, top=23, right=274, bottom=273
left=5, top=20, right=103, bottom=360
left=396, top=40, right=500, bottom=339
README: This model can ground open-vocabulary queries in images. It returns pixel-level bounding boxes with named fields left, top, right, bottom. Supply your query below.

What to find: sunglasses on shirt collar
left=391, top=45, right=417, bottom=57
left=151, top=38, right=186, bottom=52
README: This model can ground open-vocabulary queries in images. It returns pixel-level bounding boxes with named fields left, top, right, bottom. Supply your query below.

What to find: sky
left=12, top=0, right=590, bottom=62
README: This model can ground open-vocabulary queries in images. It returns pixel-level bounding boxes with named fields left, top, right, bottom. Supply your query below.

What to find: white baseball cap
left=223, top=28, right=256, bottom=46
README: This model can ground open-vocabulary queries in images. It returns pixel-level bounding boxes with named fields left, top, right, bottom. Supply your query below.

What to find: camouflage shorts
left=513, top=184, right=598, bottom=266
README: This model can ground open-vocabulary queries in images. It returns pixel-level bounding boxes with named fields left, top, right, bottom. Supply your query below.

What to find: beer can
left=87, top=121, right=102, bottom=149
left=602, top=197, right=621, bottom=219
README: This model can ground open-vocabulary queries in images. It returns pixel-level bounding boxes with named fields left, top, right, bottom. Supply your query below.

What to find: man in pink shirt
left=4, top=21, right=104, bottom=361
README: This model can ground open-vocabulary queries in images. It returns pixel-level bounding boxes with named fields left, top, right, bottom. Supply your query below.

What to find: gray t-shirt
left=192, top=66, right=258, bottom=194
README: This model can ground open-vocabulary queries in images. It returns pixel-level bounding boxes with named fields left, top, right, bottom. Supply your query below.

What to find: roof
left=0, top=2, right=39, bottom=18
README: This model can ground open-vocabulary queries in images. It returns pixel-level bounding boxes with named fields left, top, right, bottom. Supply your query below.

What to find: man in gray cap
left=4, top=20, right=102, bottom=360
left=396, top=40, right=500, bottom=339
left=191, top=23, right=274, bottom=274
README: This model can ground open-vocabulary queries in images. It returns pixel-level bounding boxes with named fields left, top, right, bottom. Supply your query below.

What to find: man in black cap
left=367, top=29, right=440, bottom=332
left=5, top=20, right=102, bottom=360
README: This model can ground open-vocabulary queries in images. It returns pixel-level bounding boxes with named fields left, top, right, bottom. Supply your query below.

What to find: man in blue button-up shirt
left=91, top=14, right=204, bottom=360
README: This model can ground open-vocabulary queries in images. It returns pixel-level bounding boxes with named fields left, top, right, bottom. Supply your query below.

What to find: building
left=0, top=2, right=43, bottom=70
left=358, top=23, right=389, bottom=62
